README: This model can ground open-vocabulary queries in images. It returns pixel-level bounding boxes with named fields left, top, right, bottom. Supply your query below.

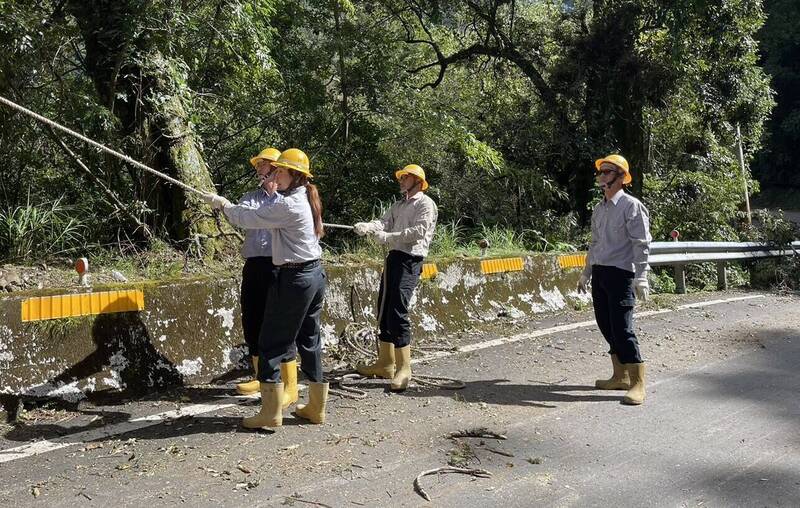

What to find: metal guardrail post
left=674, top=264, right=686, bottom=294
left=716, top=262, right=727, bottom=291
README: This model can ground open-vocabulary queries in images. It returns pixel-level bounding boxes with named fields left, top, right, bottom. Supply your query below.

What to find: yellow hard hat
left=395, top=164, right=429, bottom=191
left=595, top=154, right=632, bottom=185
left=273, top=148, right=312, bottom=178
left=249, top=147, right=281, bottom=168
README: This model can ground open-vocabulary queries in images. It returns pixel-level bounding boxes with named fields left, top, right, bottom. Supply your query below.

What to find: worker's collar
left=604, top=188, right=624, bottom=205
left=403, top=190, right=424, bottom=201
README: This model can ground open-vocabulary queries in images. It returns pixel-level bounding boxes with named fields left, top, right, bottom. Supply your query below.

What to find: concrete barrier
left=0, top=255, right=585, bottom=416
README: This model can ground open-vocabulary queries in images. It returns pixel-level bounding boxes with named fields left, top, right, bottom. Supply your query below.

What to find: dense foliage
left=0, top=0, right=788, bottom=266
left=753, top=0, right=800, bottom=190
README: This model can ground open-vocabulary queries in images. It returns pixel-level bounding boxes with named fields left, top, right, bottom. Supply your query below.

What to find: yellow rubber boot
left=281, top=360, right=299, bottom=409
left=235, top=357, right=260, bottom=395
left=357, top=341, right=395, bottom=379
left=595, top=354, right=631, bottom=390
left=390, top=345, right=412, bottom=392
left=622, top=363, right=646, bottom=405
left=294, top=382, right=329, bottom=424
left=242, top=382, right=283, bottom=428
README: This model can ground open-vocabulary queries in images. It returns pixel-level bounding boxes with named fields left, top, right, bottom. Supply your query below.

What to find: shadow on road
left=403, top=379, right=622, bottom=408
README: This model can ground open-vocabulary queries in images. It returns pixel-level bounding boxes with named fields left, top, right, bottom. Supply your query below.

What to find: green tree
left=0, top=0, right=777, bottom=263
left=381, top=0, right=772, bottom=231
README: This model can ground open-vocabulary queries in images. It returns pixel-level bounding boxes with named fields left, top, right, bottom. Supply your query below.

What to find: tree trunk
left=138, top=51, right=221, bottom=250
left=582, top=0, right=648, bottom=204
left=68, top=0, right=225, bottom=257
left=332, top=0, right=349, bottom=144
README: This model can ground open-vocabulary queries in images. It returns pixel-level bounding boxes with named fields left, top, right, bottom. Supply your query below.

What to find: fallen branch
left=483, top=446, right=514, bottom=458
left=448, top=427, right=507, bottom=440
left=414, top=466, right=492, bottom=502
left=527, top=377, right=568, bottom=385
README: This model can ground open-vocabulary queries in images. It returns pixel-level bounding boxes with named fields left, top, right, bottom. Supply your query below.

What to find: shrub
left=0, top=196, right=88, bottom=261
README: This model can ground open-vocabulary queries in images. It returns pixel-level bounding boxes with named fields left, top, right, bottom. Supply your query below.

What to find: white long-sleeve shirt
left=223, top=186, right=322, bottom=266
left=237, top=188, right=277, bottom=258
left=369, top=192, right=438, bottom=257
left=581, top=189, right=651, bottom=281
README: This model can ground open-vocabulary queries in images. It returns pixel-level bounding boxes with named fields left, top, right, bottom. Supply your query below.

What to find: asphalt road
left=1, top=290, right=798, bottom=507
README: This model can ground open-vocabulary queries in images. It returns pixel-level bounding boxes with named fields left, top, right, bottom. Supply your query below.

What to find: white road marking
left=0, top=400, right=241, bottom=464
left=413, top=294, right=764, bottom=363
left=0, top=293, right=765, bottom=464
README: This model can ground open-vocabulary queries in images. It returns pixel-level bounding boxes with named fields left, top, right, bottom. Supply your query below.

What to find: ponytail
left=305, top=183, right=324, bottom=238
left=287, top=170, right=324, bottom=238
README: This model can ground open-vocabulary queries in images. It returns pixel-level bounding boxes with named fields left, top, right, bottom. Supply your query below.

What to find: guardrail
left=649, top=241, right=800, bottom=293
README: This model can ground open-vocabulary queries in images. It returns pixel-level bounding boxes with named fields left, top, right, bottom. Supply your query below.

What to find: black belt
left=280, top=259, right=320, bottom=269
left=388, top=250, right=424, bottom=262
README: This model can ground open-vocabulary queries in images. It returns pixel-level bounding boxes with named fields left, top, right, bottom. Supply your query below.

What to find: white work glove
left=373, top=230, right=400, bottom=244
left=201, top=192, right=232, bottom=210
left=633, top=278, right=649, bottom=302
left=577, top=273, right=590, bottom=293
left=353, top=222, right=373, bottom=236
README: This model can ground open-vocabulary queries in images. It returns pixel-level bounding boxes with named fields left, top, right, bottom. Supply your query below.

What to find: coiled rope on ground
left=327, top=285, right=465, bottom=399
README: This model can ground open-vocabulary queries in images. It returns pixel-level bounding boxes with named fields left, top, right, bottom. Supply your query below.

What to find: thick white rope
left=0, top=94, right=353, bottom=230
left=0, top=95, right=200, bottom=195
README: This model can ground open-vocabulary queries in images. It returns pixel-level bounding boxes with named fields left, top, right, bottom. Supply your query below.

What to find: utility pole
left=736, top=123, right=752, bottom=226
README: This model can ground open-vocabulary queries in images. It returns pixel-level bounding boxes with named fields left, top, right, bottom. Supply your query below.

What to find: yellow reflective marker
left=21, top=289, right=145, bottom=322
left=421, top=263, right=438, bottom=280
left=558, top=253, right=587, bottom=269
left=480, top=257, right=524, bottom=274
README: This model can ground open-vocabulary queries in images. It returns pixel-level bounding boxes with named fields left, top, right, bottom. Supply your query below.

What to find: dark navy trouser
left=378, top=250, right=423, bottom=348
left=591, top=264, right=643, bottom=364
left=240, top=256, right=276, bottom=358
left=258, top=260, right=326, bottom=382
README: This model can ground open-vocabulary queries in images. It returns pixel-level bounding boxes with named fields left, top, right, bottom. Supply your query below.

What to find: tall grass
left=477, top=224, right=527, bottom=255
left=0, top=196, right=88, bottom=261
left=430, top=220, right=469, bottom=257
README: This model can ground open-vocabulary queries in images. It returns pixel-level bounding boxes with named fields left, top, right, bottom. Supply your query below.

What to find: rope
left=323, top=223, right=354, bottom=230
left=0, top=95, right=201, bottom=195
left=0, top=94, right=351, bottom=231
left=329, top=373, right=369, bottom=400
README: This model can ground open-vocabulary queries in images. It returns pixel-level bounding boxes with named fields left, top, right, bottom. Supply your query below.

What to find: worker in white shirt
left=235, top=147, right=281, bottom=397
left=578, top=154, right=652, bottom=405
left=353, top=164, right=438, bottom=392
left=203, top=148, right=329, bottom=427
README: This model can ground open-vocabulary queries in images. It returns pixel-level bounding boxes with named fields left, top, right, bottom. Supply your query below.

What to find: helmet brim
left=273, top=161, right=313, bottom=178
left=250, top=156, right=277, bottom=168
